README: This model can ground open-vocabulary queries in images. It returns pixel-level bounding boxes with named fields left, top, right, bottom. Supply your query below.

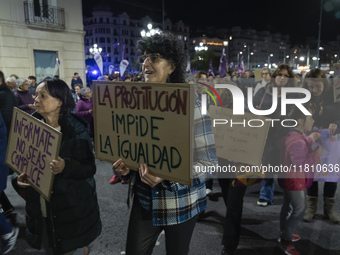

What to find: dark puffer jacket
left=25, top=113, right=101, bottom=254
left=0, top=82, right=18, bottom=138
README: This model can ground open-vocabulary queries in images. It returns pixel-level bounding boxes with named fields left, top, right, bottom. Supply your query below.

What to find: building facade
left=0, top=0, right=86, bottom=86
left=191, top=26, right=291, bottom=72
left=83, top=4, right=190, bottom=75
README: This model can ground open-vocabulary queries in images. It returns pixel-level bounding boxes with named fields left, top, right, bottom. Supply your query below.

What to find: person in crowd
left=5, top=76, right=17, bottom=92
left=277, top=106, right=321, bottom=255
left=253, top=68, right=271, bottom=95
left=0, top=70, right=17, bottom=216
left=73, top=84, right=83, bottom=105
left=303, top=68, right=340, bottom=223
left=238, top=70, right=255, bottom=97
left=28, top=75, right=37, bottom=98
left=71, top=72, right=83, bottom=92
left=16, top=78, right=101, bottom=255
left=216, top=80, right=248, bottom=255
left=76, top=87, right=94, bottom=139
left=253, top=64, right=297, bottom=207
left=112, top=31, right=217, bottom=255
left=230, top=73, right=240, bottom=87
left=0, top=112, right=19, bottom=255
left=9, top=74, right=19, bottom=79
left=14, top=78, right=35, bottom=114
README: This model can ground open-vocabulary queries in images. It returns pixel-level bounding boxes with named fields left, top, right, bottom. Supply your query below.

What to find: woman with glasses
left=112, top=31, right=217, bottom=255
left=253, top=68, right=271, bottom=95
left=253, top=64, right=297, bottom=207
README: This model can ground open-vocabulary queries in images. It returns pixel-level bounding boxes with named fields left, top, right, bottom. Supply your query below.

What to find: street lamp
left=141, top=23, right=161, bottom=38
left=195, top=42, right=208, bottom=52
left=268, top=54, right=273, bottom=69
left=89, top=44, right=102, bottom=55
left=316, top=0, right=324, bottom=68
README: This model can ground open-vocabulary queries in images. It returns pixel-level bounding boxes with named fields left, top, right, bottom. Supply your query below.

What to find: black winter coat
left=0, top=82, right=17, bottom=138
left=25, top=113, right=101, bottom=254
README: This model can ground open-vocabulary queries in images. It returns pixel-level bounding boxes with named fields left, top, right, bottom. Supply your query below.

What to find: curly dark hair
left=39, top=78, right=75, bottom=123
left=137, top=31, right=187, bottom=83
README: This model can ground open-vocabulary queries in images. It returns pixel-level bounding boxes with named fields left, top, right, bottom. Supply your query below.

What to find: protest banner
left=208, top=105, right=270, bottom=166
left=5, top=108, right=62, bottom=201
left=93, top=81, right=195, bottom=185
left=312, top=129, right=340, bottom=182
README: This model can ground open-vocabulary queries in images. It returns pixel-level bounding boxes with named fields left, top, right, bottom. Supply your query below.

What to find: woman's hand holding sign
left=112, top=159, right=130, bottom=176
left=17, top=173, right=31, bottom=188
left=50, top=156, right=65, bottom=175
left=139, top=163, right=164, bottom=188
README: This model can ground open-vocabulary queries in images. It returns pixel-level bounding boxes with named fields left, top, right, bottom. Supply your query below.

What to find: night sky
left=82, top=0, right=340, bottom=43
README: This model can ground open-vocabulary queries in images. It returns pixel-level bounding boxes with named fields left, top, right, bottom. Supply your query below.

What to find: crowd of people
left=0, top=30, right=339, bottom=255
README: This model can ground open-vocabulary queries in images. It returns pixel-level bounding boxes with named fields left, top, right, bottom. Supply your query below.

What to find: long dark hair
left=137, top=31, right=187, bottom=83
left=303, top=68, right=331, bottom=116
left=39, top=78, right=75, bottom=123
left=270, top=64, right=296, bottom=87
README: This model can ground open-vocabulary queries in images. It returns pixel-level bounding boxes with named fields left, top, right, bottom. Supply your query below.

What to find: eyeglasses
left=261, top=72, right=269, bottom=75
left=276, top=73, right=290, bottom=78
left=139, top=53, right=164, bottom=64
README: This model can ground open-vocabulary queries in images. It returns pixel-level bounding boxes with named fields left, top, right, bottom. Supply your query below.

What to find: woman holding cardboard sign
left=17, top=78, right=101, bottom=255
left=303, top=68, right=340, bottom=223
left=112, top=31, right=217, bottom=255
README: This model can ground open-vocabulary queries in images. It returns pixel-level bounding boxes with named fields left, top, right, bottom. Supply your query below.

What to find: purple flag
left=219, top=48, right=227, bottom=77
left=114, top=42, right=119, bottom=48
left=229, top=62, right=234, bottom=68
left=207, top=59, right=215, bottom=77
left=237, top=56, right=245, bottom=73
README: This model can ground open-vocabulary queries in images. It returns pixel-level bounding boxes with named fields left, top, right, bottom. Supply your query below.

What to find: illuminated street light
left=223, top=41, right=228, bottom=46
left=89, top=44, right=102, bottom=54
left=300, top=56, right=305, bottom=61
left=141, top=23, right=161, bottom=37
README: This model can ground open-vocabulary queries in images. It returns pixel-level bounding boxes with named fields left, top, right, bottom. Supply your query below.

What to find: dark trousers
left=307, top=181, right=337, bottom=198
left=126, top=199, right=198, bottom=255
left=0, top=191, right=13, bottom=211
left=218, top=178, right=247, bottom=253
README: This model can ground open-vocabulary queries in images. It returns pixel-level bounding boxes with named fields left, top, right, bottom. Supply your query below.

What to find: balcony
left=24, top=1, right=65, bottom=30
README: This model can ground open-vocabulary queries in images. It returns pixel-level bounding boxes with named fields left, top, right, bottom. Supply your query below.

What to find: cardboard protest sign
left=254, top=69, right=263, bottom=82
left=93, top=81, right=194, bottom=185
left=5, top=108, right=62, bottom=201
left=312, top=129, right=340, bottom=182
left=208, top=105, right=270, bottom=166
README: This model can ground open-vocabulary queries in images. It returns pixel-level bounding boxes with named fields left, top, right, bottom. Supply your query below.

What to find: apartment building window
left=33, top=0, right=48, bottom=18
left=123, top=20, right=126, bottom=25
left=107, top=38, right=111, bottom=43
left=100, top=18, right=103, bottom=23
left=100, top=38, right=105, bottom=43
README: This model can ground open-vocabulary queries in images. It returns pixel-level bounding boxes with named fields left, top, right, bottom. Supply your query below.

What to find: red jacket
left=278, top=130, right=319, bottom=191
